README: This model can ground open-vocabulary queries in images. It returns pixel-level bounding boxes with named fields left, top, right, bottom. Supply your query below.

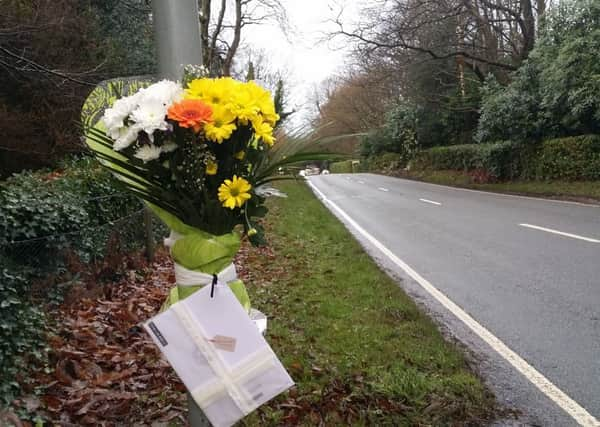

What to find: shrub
left=0, top=157, right=143, bottom=268
left=536, top=0, right=600, bottom=136
left=532, top=135, right=600, bottom=181
left=330, top=160, right=364, bottom=174
left=0, top=266, right=48, bottom=406
left=476, top=63, right=543, bottom=144
left=366, top=153, right=405, bottom=173
left=360, top=103, right=419, bottom=162
left=330, top=160, right=354, bottom=173
left=0, top=156, right=153, bottom=406
left=412, top=141, right=523, bottom=181
left=477, top=0, right=600, bottom=143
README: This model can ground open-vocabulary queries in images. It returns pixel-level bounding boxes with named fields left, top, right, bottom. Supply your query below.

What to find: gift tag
left=210, top=335, right=237, bottom=352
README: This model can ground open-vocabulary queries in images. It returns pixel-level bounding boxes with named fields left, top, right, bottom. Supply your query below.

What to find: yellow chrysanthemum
left=204, top=104, right=237, bottom=143
left=229, top=88, right=259, bottom=125
left=206, top=160, right=218, bottom=175
left=218, top=175, right=251, bottom=209
left=185, top=77, right=237, bottom=107
left=245, top=81, right=279, bottom=126
left=253, top=119, right=275, bottom=146
left=185, top=78, right=213, bottom=101
left=186, top=77, right=279, bottom=141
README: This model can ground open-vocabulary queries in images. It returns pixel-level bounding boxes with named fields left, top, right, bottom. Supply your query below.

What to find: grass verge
left=239, top=181, right=499, bottom=426
left=398, top=170, right=600, bottom=202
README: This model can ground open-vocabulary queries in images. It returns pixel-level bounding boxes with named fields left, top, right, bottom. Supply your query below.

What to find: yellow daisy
left=218, top=175, right=252, bottom=209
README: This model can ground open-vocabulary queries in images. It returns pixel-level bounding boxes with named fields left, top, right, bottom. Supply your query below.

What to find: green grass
left=403, top=170, right=600, bottom=202
left=241, top=181, right=498, bottom=426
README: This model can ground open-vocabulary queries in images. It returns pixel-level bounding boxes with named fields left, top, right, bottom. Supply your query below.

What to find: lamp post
left=151, top=2, right=208, bottom=425
left=152, top=0, right=203, bottom=80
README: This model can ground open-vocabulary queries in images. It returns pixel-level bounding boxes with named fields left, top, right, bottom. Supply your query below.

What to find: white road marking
left=307, top=179, right=600, bottom=427
left=378, top=187, right=389, bottom=192
left=358, top=180, right=365, bottom=184
left=519, top=223, right=600, bottom=243
left=419, top=198, right=442, bottom=206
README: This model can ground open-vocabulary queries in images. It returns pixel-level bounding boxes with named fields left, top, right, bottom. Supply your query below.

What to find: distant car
left=321, top=169, right=330, bottom=175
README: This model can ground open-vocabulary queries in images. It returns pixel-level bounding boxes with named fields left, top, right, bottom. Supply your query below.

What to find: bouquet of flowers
left=83, top=73, right=332, bottom=309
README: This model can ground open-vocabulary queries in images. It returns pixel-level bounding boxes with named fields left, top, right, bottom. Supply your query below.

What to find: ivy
left=0, top=156, right=151, bottom=408
left=0, top=266, right=48, bottom=406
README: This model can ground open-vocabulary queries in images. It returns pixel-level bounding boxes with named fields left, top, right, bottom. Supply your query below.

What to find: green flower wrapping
left=151, top=204, right=250, bottom=311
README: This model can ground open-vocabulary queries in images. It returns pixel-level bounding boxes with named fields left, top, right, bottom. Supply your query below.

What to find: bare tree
left=198, top=0, right=289, bottom=76
left=332, top=0, right=549, bottom=83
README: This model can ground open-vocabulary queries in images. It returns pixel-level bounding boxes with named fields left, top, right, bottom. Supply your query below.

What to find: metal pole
left=152, top=0, right=203, bottom=80
left=151, top=2, right=209, bottom=425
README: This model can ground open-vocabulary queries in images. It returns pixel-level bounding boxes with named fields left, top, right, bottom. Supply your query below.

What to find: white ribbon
left=172, top=302, right=276, bottom=414
left=174, top=262, right=238, bottom=287
left=163, top=230, right=238, bottom=287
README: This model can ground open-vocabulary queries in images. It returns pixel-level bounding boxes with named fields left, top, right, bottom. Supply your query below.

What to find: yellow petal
left=224, top=198, right=236, bottom=209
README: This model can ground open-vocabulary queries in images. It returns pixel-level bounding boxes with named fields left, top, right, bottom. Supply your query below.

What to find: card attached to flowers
left=144, top=283, right=294, bottom=427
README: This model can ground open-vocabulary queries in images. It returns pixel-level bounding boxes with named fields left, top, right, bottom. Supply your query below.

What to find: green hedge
left=411, top=135, right=600, bottom=182
left=330, top=160, right=363, bottom=173
left=0, top=157, right=144, bottom=268
left=365, top=152, right=404, bottom=172
left=0, top=157, right=147, bottom=406
left=411, top=141, right=522, bottom=180
left=532, top=135, right=600, bottom=181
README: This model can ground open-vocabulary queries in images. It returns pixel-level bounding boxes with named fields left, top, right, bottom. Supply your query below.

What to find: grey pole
left=151, top=1, right=209, bottom=425
left=152, top=0, right=203, bottom=80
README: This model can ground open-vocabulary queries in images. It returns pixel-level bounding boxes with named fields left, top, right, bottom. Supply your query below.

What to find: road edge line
left=307, top=178, right=599, bottom=427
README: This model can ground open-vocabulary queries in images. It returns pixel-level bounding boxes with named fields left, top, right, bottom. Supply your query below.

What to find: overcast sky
left=241, top=0, right=362, bottom=127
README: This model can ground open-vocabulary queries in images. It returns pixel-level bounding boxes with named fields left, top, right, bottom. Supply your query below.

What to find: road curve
left=308, top=173, right=600, bottom=427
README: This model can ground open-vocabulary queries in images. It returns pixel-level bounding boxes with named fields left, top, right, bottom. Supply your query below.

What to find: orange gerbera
left=167, top=99, right=212, bottom=132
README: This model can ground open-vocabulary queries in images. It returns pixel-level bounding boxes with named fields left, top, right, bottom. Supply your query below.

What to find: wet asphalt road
left=308, top=173, right=600, bottom=427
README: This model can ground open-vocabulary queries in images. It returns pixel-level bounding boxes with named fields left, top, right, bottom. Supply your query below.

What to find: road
left=308, top=173, right=600, bottom=427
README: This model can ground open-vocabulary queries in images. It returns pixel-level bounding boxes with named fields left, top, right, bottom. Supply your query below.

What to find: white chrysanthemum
left=130, top=97, right=169, bottom=138
left=113, top=124, right=142, bottom=151
left=140, top=80, right=183, bottom=106
left=101, top=80, right=182, bottom=149
left=102, top=92, right=140, bottom=138
left=134, top=144, right=162, bottom=163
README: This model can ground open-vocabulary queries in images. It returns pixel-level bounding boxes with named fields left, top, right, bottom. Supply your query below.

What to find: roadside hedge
left=411, top=141, right=523, bottom=180
left=330, top=160, right=364, bottom=173
left=531, top=135, right=600, bottom=181
left=364, top=152, right=404, bottom=173
left=409, top=135, right=600, bottom=181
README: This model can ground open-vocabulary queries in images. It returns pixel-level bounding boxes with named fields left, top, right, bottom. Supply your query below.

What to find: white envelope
left=144, top=284, right=294, bottom=427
